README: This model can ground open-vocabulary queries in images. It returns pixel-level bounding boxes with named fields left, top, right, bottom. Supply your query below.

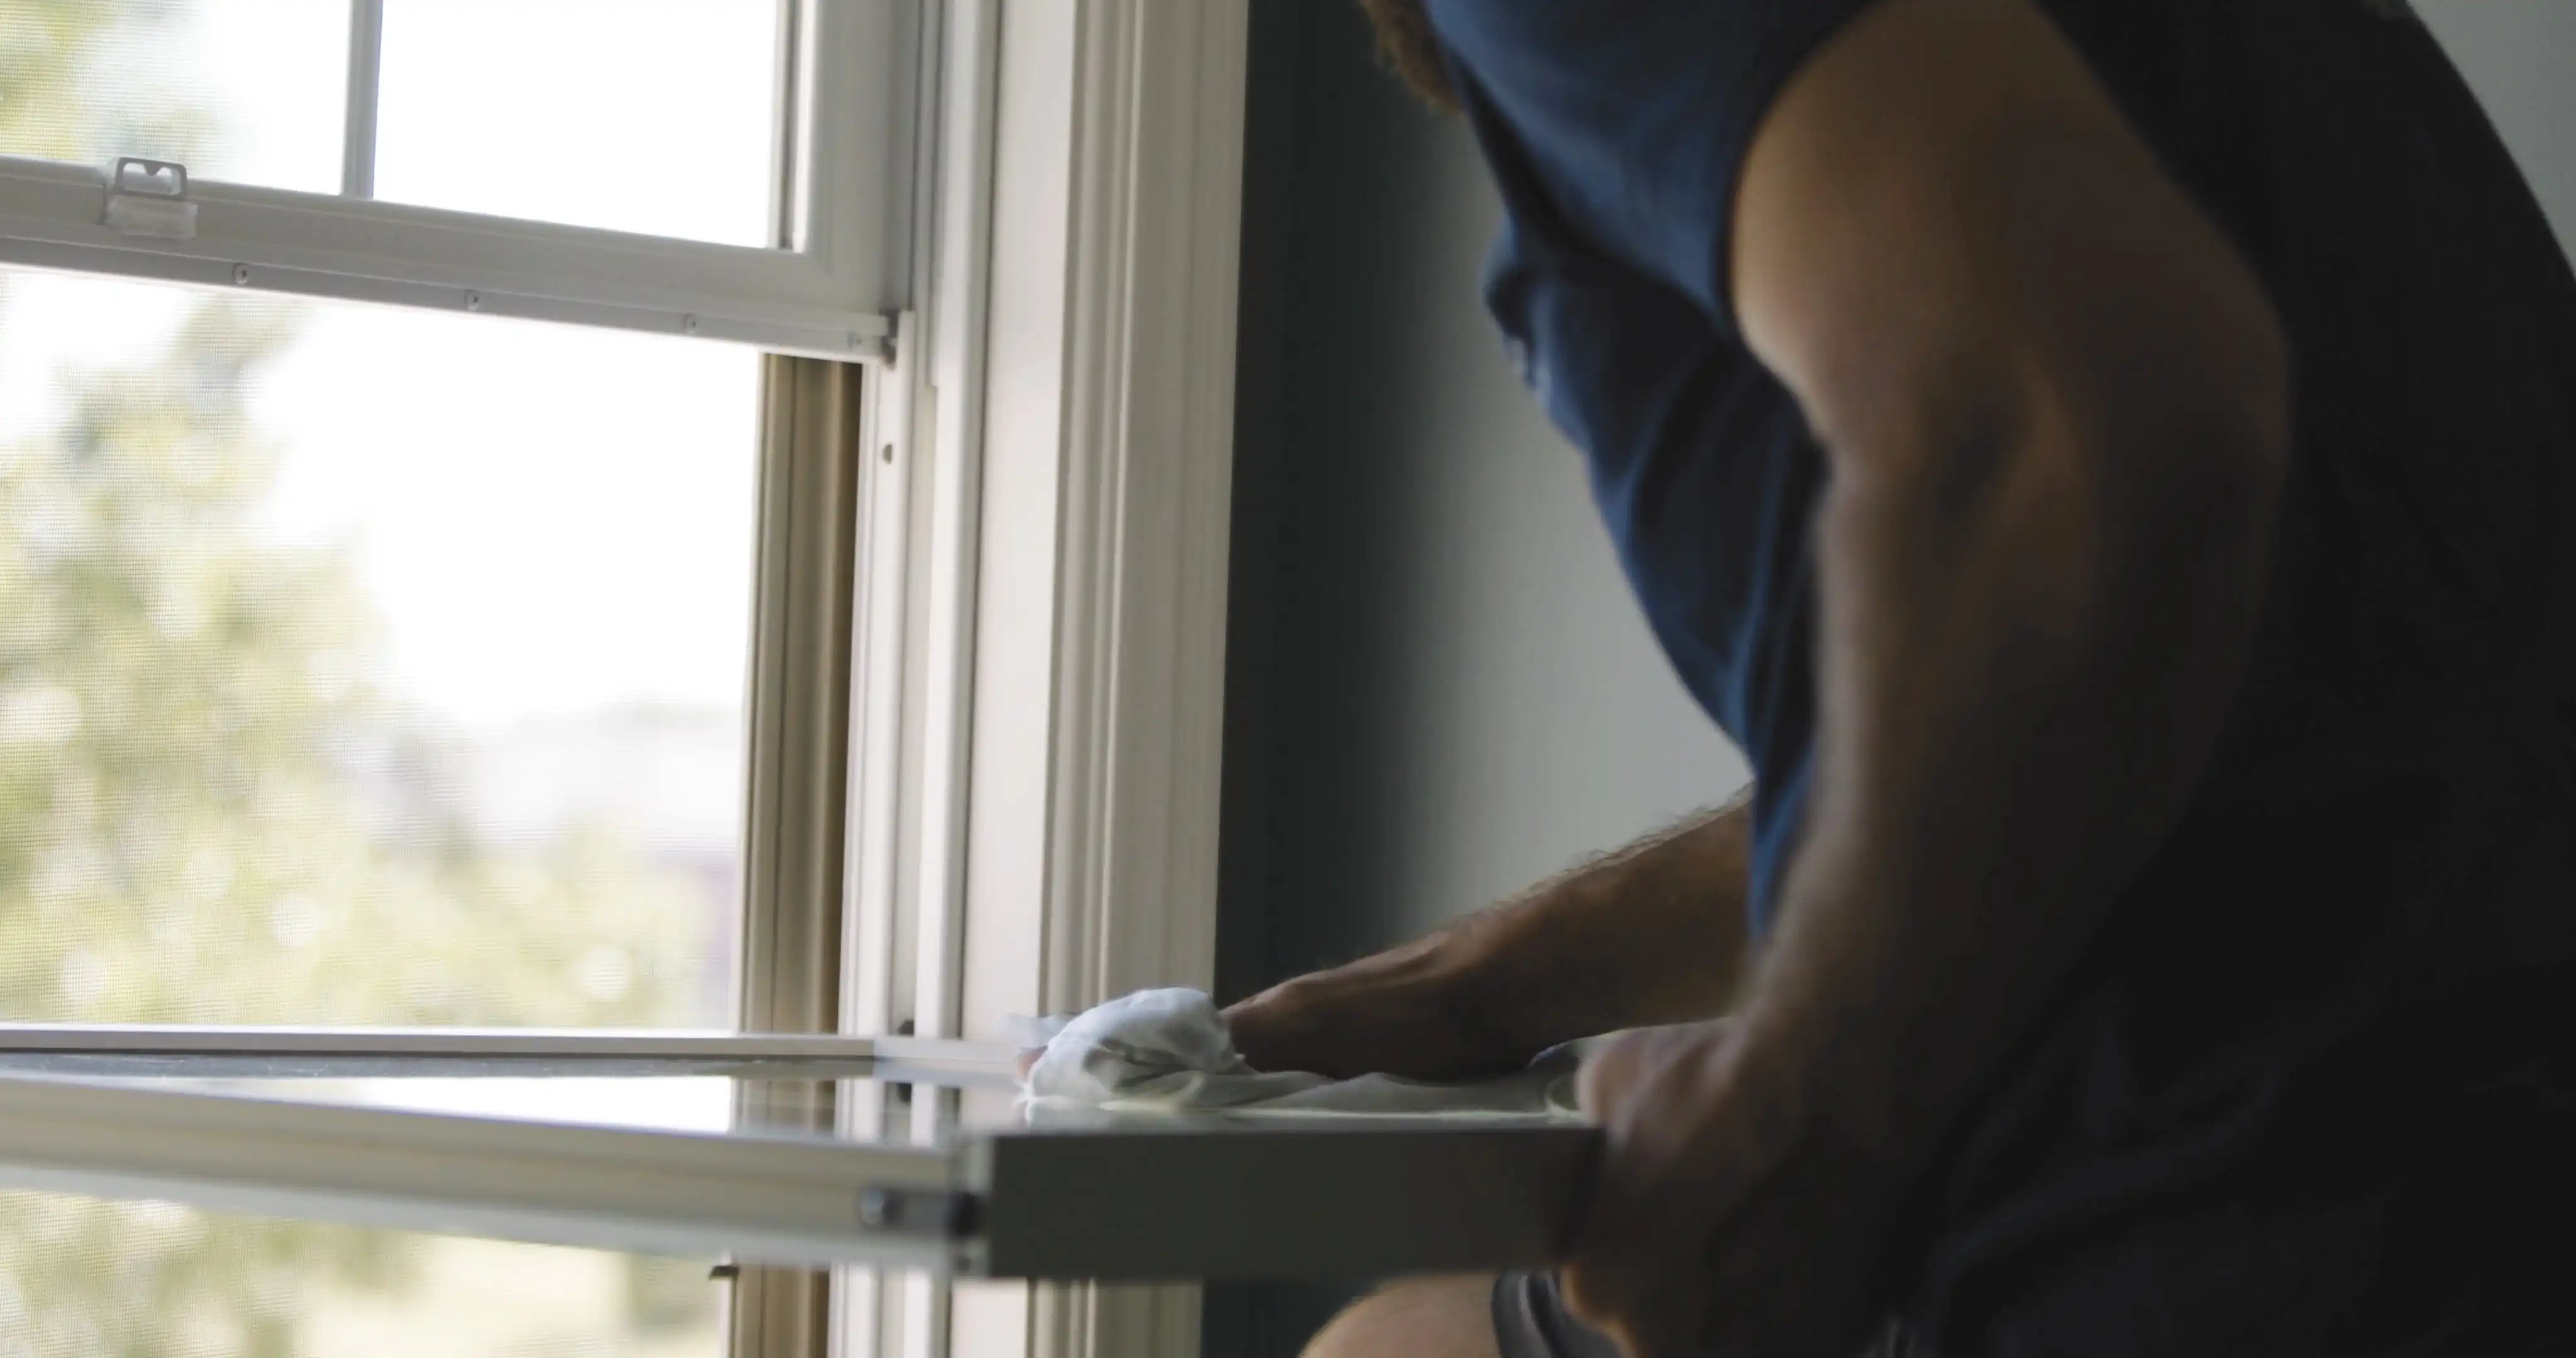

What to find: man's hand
left=1563, top=1019, right=1904, bottom=1358
left=1224, top=804, right=1756, bottom=1081
left=1224, top=938, right=1514, bottom=1083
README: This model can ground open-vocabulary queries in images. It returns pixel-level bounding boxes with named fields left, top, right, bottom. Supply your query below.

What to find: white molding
left=956, top=0, right=1247, bottom=1047
left=958, top=3, right=1250, bottom=1357
left=1040, top=0, right=1249, bottom=1015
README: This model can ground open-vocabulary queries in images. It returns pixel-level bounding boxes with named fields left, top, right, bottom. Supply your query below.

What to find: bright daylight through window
left=0, top=1, right=782, bottom=1352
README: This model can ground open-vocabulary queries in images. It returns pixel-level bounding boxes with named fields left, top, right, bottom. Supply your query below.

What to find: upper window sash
left=0, top=0, right=915, bottom=362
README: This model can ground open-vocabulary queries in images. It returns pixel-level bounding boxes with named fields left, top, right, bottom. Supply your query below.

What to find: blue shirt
left=1427, top=0, right=1884, bottom=930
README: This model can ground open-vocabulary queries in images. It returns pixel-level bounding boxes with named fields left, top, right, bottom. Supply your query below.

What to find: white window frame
left=0, top=1052, right=1594, bottom=1278
left=0, top=0, right=915, bottom=360
left=835, top=3, right=1253, bottom=1357
left=0, top=0, right=1254, bottom=1355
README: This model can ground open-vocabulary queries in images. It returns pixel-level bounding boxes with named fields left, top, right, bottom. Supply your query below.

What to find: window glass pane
left=0, top=1076, right=812, bottom=1357
left=0, top=1186, right=724, bottom=1358
left=0, top=265, right=760, bottom=1027
left=373, top=0, right=783, bottom=247
left=0, top=0, right=347, bottom=193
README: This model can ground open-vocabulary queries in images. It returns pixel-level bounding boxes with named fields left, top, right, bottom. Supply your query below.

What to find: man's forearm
left=1227, top=799, right=1756, bottom=1079
left=1448, top=797, right=1757, bottom=1057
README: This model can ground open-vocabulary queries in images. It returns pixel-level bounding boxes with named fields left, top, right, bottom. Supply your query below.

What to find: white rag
left=1011, top=987, right=1584, bottom=1121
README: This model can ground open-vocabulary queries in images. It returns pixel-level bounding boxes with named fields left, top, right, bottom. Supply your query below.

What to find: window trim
left=0, top=0, right=916, bottom=360
left=933, top=3, right=1253, bottom=1357
left=838, top=2, right=1001, bottom=1352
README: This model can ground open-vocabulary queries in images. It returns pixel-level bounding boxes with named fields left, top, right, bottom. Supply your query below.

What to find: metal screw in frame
left=464, top=290, right=482, bottom=312
left=682, top=314, right=701, bottom=336
left=231, top=263, right=250, bottom=286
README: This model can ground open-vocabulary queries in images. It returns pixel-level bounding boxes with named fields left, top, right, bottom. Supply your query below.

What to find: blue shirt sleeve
left=1425, top=0, right=1889, bottom=334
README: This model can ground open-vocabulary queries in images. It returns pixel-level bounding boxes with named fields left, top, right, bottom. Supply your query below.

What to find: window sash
left=0, top=1071, right=967, bottom=1270
left=0, top=1025, right=1017, bottom=1077
left=0, top=1066, right=1601, bottom=1281
left=0, top=1, right=915, bottom=360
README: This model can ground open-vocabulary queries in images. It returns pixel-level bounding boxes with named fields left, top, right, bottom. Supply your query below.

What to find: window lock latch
left=102, top=157, right=198, bottom=241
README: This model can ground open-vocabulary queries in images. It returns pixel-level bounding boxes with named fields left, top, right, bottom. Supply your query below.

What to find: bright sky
left=0, top=0, right=780, bottom=730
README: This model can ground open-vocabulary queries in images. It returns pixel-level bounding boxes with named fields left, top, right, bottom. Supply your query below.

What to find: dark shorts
left=1490, top=1271, right=1618, bottom=1358
left=1491, top=1272, right=1922, bottom=1358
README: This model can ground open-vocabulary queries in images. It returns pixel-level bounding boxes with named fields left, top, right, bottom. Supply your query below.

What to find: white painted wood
left=1039, top=0, right=1248, bottom=1017
left=873, top=4, right=1008, bottom=1354
left=957, top=2, right=1250, bottom=1355
left=911, top=0, right=1002, bottom=1060
left=0, top=1, right=916, bottom=360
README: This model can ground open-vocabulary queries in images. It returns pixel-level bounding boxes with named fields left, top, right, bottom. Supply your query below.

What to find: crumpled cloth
left=1010, top=987, right=1583, bottom=1120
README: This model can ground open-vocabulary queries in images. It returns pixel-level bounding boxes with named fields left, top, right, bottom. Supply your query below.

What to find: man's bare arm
left=1225, top=797, right=1756, bottom=1081
left=1726, top=0, right=2289, bottom=1169
left=1565, top=0, right=2290, bottom=1346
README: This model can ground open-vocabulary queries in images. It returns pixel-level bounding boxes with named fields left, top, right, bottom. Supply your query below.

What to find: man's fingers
left=1575, top=1022, right=1727, bottom=1118
left=1574, top=1029, right=1647, bottom=1119
left=1565, top=1022, right=1745, bottom=1336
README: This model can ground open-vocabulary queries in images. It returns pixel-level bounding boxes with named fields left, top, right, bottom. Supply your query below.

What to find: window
left=0, top=2, right=1271, bottom=1357
left=0, top=0, right=911, bottom=358
left=0, top=282, right=764, bottom=1354
left=0, top=3, right=845, bottom=1352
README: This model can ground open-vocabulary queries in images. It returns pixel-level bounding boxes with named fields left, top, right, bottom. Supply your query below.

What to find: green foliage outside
left=0, top=3, right=724, bottom=1353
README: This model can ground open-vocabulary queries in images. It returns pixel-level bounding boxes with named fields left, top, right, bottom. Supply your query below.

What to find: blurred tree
left=0, top=4, right=718, bottom=1354
left=0, top=301, right=704, bottom=1033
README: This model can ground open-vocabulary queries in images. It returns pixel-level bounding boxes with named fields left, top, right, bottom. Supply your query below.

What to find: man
left=1224, top=1, right=2576, bottom=1354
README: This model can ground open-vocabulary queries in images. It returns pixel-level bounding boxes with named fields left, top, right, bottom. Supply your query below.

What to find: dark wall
left=1207, top=3, right=1741, bottom=1352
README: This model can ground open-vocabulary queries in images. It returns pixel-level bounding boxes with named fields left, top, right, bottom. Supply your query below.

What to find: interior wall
left=1206, top=3, right=2574, bottom=1354
left=2412, top=0, right=2576, bottom=260
left=1207, top=1, right=1744, bottom=1351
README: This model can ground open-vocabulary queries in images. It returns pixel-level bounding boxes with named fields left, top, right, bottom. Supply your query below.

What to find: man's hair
left=1355, top=0, right=1460, bottom=113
